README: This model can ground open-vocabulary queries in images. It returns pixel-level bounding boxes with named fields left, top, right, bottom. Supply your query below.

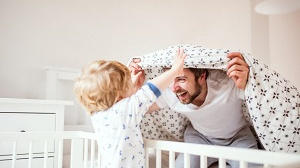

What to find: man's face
left=170, top=69, right=202, bottom=104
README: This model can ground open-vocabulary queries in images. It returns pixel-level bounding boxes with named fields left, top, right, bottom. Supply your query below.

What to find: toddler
left=74, top=49, right=186, bottom=168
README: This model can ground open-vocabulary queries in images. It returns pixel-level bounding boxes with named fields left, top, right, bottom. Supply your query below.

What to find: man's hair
left=74, top=60, right=132, bottom=115
left=188, top=68, right=209, bottom=81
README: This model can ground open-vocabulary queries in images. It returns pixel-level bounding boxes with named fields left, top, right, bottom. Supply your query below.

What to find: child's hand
left=148, top=48, right=186, bottom=91
left=131, top=69, right=145, bottom=91
left=129, top=58, right=142, bottom=73
left=170, top=48, right=186, bottom=75
left=129, top=58, right=145, bottom=91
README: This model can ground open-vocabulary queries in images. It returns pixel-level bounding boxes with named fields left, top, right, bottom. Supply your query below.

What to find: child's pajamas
left=91, top=83, right=160, bottom=168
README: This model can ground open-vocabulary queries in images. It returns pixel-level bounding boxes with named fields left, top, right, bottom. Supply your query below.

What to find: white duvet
left=132, top=44, right=300, bottom=154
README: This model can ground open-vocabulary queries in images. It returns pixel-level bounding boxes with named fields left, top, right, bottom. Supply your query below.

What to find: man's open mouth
left=176, top=91, right=188, bottom=99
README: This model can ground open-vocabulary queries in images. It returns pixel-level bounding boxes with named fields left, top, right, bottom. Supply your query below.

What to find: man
left=130, top=51, right=259, bottom=168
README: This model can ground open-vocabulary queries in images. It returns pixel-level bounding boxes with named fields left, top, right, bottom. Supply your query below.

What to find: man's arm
left=226, top=52, right=249, bottom=90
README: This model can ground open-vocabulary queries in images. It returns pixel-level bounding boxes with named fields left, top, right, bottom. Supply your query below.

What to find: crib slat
left=239, top=160, right=247, bottom=168
left=28, top=141, right=33, bottom=168
left=145, top=147, right=150, bottom=168
left=84, top=138, right=88, bottom=168
left=43, top=140, right=48, bottom=168
left=200, top=155, right=207, bottom=168
left=169, top=151, right=175, bottom=168
left=91, top=140, right=95, bottom=168
left=97, top=147, right=101, bottom=168
left=184, top=153, right=190, bottom=168
left=12, top=141, right=17, bottom=168
left=57, top=139, right=63, bottom=168
left=156, top=149, right=162, bottom=168
left=70, top=138, right=84, bottom=168
left=219, top=158, right=226, bottom=168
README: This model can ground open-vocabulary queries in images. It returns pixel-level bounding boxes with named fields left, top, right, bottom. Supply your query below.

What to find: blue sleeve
left=146, top=82, right=161, bottom=98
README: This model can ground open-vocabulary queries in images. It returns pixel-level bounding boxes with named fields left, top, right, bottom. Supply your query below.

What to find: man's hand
left=226, top=52, right=249, bottom=90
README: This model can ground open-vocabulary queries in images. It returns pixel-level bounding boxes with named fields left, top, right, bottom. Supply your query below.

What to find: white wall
left=269, top=10, right=300, bottom=89
left=0, top=0, right=251, bottom=100
left=1, top=1, right=299, bottom=126
left=251, top=0, right=270, bottom=64
left=251, top=6, right=300, bottom=89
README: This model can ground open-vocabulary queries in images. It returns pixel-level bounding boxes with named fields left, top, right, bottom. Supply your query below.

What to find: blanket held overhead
left=132, top=44, right=300, bottom=154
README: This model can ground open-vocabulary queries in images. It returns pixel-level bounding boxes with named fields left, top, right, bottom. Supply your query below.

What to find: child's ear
left=116, top=92, right=123, bottom=102
left=117, top=96, right=123, bottom=102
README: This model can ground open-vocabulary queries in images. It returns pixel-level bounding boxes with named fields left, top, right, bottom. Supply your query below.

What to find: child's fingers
left=173, top=48, right=186, bottom=67
left=135, top=70, right=143, bottom=78
left=129, top=62, right=142, bottom=72
left=133, top=58, right=141, bottom=63
left=178, top=49, right=186, bottom=60
left=176, top=48, right=184, bottom=58
left=179, top=48, right=184, bottom=57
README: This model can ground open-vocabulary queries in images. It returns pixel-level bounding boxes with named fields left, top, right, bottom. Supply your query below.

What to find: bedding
left=134, top=44, right=300, bottom=154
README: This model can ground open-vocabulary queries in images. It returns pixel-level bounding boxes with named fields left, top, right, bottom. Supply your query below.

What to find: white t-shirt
left=91, top=84, right=158, bottom=168
left=156, top=70, right=247, bottom=139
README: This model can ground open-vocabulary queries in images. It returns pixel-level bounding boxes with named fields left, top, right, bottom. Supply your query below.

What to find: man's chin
left=179, top=99, right=190, bottom=105
left=176, top=95, right=191, bottom=104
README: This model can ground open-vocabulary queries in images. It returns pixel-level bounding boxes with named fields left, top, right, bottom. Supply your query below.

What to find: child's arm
left=149, top=48, right=186, bottom=91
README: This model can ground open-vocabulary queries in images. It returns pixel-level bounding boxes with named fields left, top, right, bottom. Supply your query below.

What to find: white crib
left=0, top=131, right=300, bottom=168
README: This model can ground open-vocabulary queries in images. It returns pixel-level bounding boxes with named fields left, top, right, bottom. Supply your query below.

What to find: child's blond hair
left=74, top=60, right=132, bottom=115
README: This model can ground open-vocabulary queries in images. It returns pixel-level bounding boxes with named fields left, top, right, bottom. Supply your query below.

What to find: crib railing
left=0, top=131, right=99, bottom=168
left=0, top=131, right=300, bottom=168
left=144, top=139, right=300, bottom=168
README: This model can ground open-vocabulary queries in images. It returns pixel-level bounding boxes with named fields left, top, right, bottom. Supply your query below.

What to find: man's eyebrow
left=175, top=75, right=186, bottom=79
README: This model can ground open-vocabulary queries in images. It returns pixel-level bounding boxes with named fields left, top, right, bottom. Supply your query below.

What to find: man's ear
left=198, top=71, right=207, bottom=84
